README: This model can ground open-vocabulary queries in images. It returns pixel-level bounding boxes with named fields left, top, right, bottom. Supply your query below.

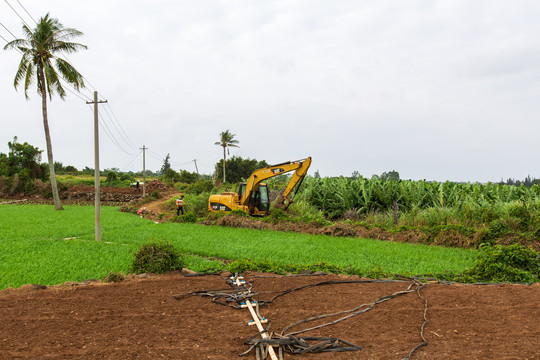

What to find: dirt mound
left=145, top=179, right=170, bottom=192
left=0, top=272, right=537, bottom=359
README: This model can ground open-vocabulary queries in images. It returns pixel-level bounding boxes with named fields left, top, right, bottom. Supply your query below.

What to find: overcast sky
left=1, top=0, right=539, bottom=182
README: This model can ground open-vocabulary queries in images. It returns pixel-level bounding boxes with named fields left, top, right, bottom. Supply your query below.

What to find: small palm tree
left=4, top=13, right=87, bottom=210
left=214, top=130, right=239, bottom=183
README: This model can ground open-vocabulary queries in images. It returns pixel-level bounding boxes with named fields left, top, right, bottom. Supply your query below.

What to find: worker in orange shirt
left=176, top=195, right=184, bottom=216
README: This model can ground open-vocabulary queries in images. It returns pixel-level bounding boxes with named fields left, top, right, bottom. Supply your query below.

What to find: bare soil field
left=0, top=272, right=538, bottom=360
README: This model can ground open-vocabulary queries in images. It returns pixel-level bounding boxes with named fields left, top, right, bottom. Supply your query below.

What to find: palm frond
left=3, top=38, right=29, bottom=50
left=23, top=62, right=34, bottom=100
left=50, top=41, right=87, bottom=54
left=44, top=63, right=65, bottom=100
left=14, top=55, right=30, bottom=88
left=54, top=58, right=84, bottom=90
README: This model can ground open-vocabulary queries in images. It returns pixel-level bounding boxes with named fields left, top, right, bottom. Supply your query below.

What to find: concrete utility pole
left=140, top=145, right=147, bottom=197
left=86, top=91, right=107, bottom=241
left=193, top=159, right=200, bottom=180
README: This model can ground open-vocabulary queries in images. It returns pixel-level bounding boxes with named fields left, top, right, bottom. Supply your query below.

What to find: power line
left=146, top=149, right=164, bottom=162
left=15, top=0, right=36, bottom=25
left=0, top=20, right=18, bottom=39
left=4, top=0, right=32, bottom=30
left=98, top=112, right=136, bottom=156
left=0, top=31, right=10, bottom=43
left=86, top=105, right=134, bottom=157
left=105, top=103, right=138, bottom=148
left=101, top=103, right=138, bottom=151
left=60, top=77, right=93, bottom=102
left=122, top=149, right=142, bottom=170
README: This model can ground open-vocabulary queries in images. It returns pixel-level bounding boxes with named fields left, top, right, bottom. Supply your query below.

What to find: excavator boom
left=209, top=157, right=312, bottom=216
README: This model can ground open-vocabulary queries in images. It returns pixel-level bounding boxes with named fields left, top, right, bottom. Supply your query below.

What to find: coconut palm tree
left=214, top=130, right=239, bottom=183
left=4, top=13, right=87, bottom=210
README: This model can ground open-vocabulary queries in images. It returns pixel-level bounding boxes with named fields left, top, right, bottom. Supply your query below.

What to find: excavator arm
left=240, top=157, right=312, bottom=210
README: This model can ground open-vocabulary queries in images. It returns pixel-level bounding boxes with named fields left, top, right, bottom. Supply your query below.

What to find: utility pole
left=193, top=159, right=200, bottom=180
left=140, top=145, right=147, bottom=197
left=86, top=91, right=107, bottom=241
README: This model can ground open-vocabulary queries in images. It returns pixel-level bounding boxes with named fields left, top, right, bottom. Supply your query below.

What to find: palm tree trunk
left=222, top=145, right=226, bottom=183
left=39, top=66, right=63, bottom=211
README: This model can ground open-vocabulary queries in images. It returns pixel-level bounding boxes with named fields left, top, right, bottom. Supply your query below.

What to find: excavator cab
left=238, top=183, right=269, bottom=215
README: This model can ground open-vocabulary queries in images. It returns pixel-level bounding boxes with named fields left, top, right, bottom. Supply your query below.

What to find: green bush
left=483, top=220, right=511, bottom=241
left=464, top=244, right=539, bottom=283
left=227, top=259, right=260, bottom=273
left=131, top=241, right=184, bottom=274
left=171, top=211, right=198, bottom=223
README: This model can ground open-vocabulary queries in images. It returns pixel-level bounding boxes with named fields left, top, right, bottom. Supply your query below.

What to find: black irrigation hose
left=257, top=278, right=410, bottom=307
left=174, top=274, right=430, bottom=359
left=280, top=281, right=423, bottom=336
left=240, top=332, right=362, bottom=358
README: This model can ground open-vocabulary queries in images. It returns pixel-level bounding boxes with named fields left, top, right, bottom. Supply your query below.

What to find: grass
left=0, top=204, right=477, bottom=289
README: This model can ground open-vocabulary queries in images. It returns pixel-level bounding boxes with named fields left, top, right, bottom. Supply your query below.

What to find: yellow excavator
left=208, top=157, right=312, bottom=216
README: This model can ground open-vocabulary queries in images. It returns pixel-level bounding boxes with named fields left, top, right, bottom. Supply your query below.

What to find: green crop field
left=0, top=204, right=477, bottom=289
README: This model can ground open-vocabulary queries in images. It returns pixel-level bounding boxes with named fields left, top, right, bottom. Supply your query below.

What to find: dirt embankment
left=2, top=179, right=177, bottom=206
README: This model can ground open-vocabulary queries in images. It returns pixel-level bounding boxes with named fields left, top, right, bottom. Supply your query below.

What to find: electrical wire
left=98, top=111, right=136, bottom=156
left=86, top=105, right=135, bottom=157
left=122, top=149, right=142, bottom=170
left=0, top=20, right=18, bottom=39
left=59, top=77, right=92, bottom=102
left=14, top=0, right=36, bottom=25
left=0, top=31, right=10, bottom=44
left=3, top=0, right=32, bottom=30
left=106, top=103, right=139, bottom=149
left=102, top=103, right=138, bottom=150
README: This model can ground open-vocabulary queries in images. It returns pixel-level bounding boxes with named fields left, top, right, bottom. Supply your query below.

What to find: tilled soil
left=0, top=273, right=538, bottom=360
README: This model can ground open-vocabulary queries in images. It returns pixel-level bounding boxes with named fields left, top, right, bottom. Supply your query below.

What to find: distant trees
left=350, top=170, right=400, bottom=181
left=160, top=154, right=171, bottom=174
left=54, top=162, right=78, bottom=174
left=0, top=137, right=46, bottom=179
left=4, top=13, right=87, bottom=210
left=0, top=137, right=48, bottom=193
left=499, top=176, right=540, bottom=188
left=379, top=170, right=400, bottom=181
left=215, top=156, right=268, bottom=184
left=215, top=130, right=239, bottom=183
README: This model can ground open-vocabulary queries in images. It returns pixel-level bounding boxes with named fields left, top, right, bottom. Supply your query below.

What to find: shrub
left=171, top=211, right=198, bottom=223
left=227, top=259, right=260, bottom=273
left=505, top=201, right=532, bottom=232
left=483, top=220, right=510, bottom=242
left=183, top=211, right=198, bottom=223
left=464, top=244, right=539, bottom=283
left=131, top=241, right=184, bottom=274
